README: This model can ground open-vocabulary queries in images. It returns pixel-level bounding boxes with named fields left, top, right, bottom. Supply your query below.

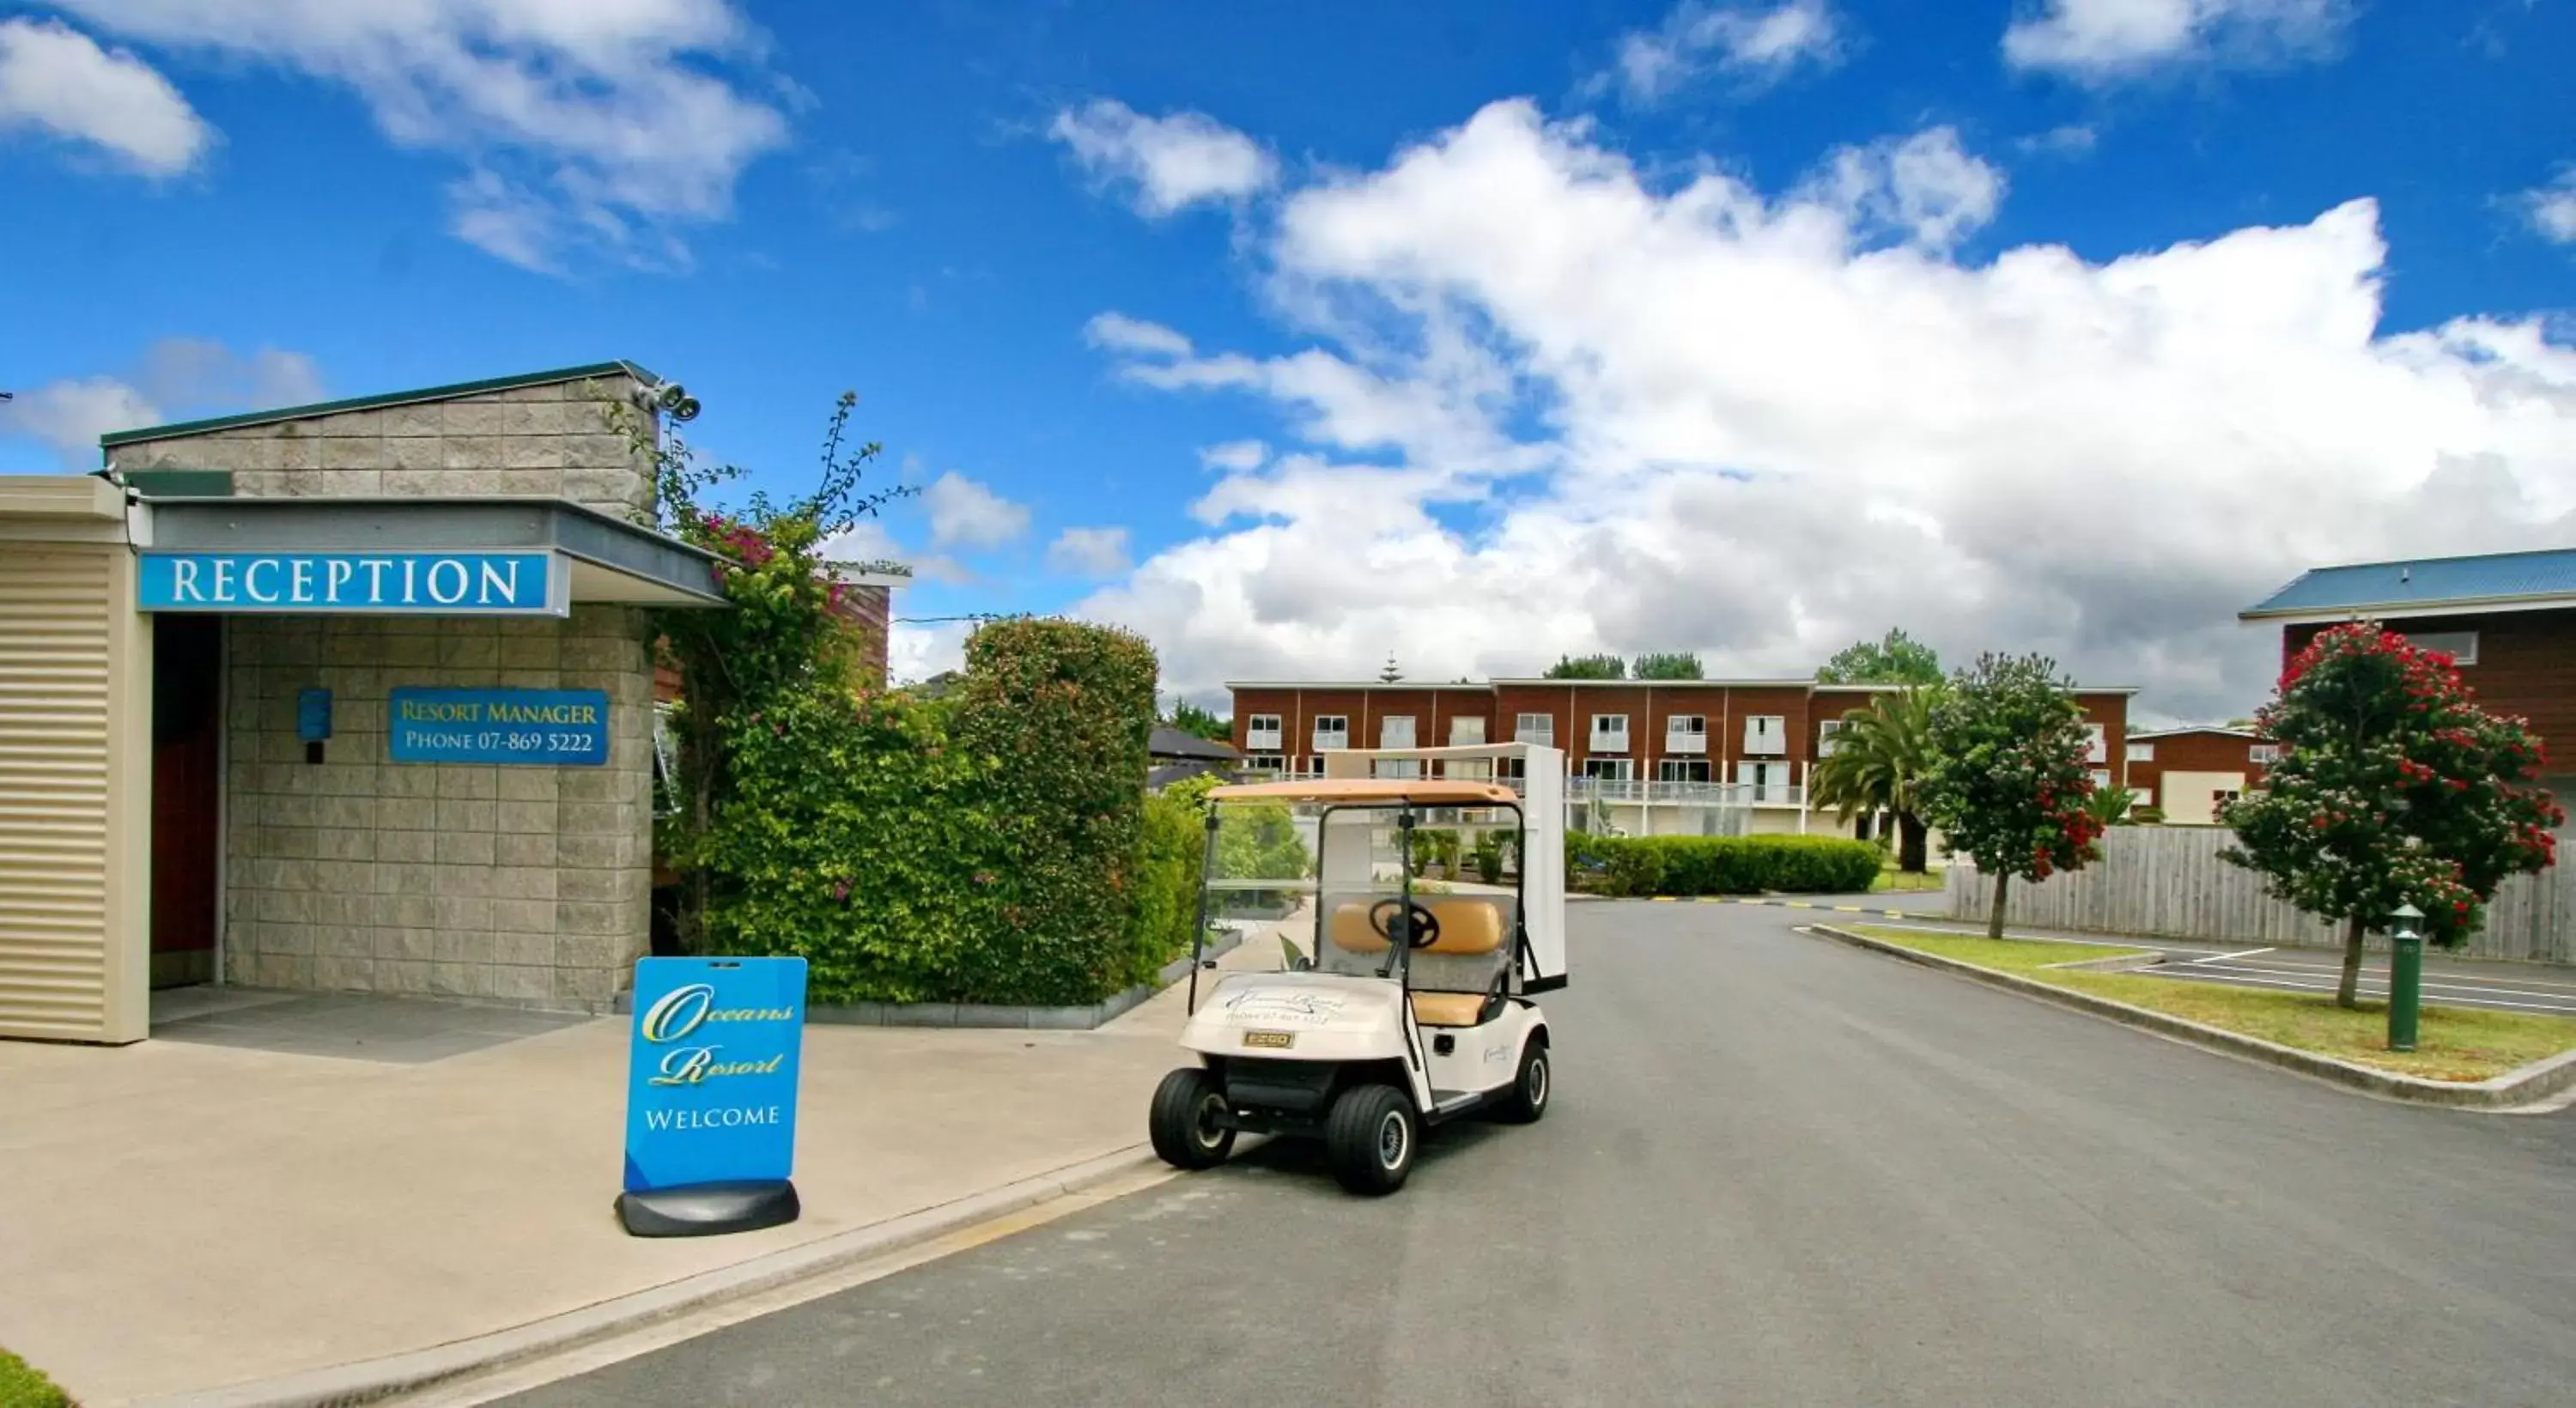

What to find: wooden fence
left=1944, top=826, right=2576, bottom=965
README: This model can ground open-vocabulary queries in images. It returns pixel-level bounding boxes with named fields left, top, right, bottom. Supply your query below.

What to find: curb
left=1597, top=895, right=1941, bottom=918
left=132, top=1144, right=1167, bottom=1408
left=1806, top=923, right=2576, bottom=1112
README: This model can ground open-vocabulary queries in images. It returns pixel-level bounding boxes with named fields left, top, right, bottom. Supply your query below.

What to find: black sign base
left=617, top=1180, right=800, bottom=1237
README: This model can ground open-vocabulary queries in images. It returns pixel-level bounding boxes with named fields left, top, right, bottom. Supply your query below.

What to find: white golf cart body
left=1154, top=749, right=1565, bottom=1191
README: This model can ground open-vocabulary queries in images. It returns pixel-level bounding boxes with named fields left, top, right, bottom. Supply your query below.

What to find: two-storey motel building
left=1227, top=677, right=2137, bottom=837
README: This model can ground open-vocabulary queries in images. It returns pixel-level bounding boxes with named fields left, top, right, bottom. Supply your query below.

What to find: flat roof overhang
left=138, top=495, right=729, bottom=608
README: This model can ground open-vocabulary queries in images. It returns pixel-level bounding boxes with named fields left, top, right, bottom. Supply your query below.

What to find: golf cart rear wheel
left=1149, top=1067, right=1236, bottom=1170
left=1497, top=1038, right=1549, bottom=1124
left=1324, top=1083, right=1417, bottom=1195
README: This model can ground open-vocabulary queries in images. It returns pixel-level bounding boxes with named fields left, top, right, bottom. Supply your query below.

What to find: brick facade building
left=2122, top=727, right=2273, bottom=825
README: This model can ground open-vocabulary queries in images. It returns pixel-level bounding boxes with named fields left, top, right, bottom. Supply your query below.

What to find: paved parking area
left=1850, top=919, right=2576, bottom=1017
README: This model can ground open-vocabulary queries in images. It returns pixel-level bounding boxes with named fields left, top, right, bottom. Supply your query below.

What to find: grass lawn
left=1846, top=926, right=2576, bottom=1083
left=0, top=1348, right=71, bottom=1408
left=1868, top=865, right=1944, bottom=895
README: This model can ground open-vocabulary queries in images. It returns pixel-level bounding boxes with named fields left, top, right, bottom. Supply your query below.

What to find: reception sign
left=388, top=687, right=609, bottom=767
left=622, top=956, right=808, bottom=1197
left=137, top=550, right=564, bottom=615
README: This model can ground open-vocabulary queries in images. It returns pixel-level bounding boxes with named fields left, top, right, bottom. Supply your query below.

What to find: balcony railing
left=1589, top=730, right=1630, bottom=754
left=1311, top=730, right=1349, bottom=753
left=1565, top=780, right=1807, bottom=807
left=1664, top=729, right=1708, bottom=755
left=1245, top=727, right=1282, bottom=751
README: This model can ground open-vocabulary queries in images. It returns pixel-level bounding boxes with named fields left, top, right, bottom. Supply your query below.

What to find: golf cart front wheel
left=1324, top=1083, right=1417, bottom=1195
left=1149, top=1067, right=1236, bottom=1170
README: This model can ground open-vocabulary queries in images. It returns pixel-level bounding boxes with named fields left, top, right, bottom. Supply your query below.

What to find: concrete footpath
left=0, top=941, right=1272, bottom=1407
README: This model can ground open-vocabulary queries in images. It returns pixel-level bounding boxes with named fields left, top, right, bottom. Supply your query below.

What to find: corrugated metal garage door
left=0, top=544, right=118, bottom=1041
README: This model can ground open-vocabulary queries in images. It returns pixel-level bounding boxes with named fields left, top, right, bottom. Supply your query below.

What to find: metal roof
left=98, top=361, right=661, bottom=448
left=2241, top=548, right=2576, bottom=621
left=2127, top=726, right=2259, bottom=742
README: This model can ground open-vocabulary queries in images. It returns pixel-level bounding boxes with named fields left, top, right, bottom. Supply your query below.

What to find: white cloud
left=921, top=472, right=1031, bottom=550
left=2017, top=124, right=2099, bottom=158
left=0, top=17, right=211, bottom=176
left=1084, top=312, right=1194, bottom=358
left=817, top=519, right=971, bottom=586
left=1049, top=99, right=1276, bottom=216
left=1805, top=126, right=2005, bottom=250
left=889, top=621, right=970, bottom=685
left=1071, top=98, right=2576, bottom=725
left=1047, top=526, right=1133, bottom=577
left=1605, top=0, right=1843, bottom=104
left=2522, top=170, right=2576, bottom=246
left=3, top=338, right=324, bottom=466
left=48, top=0, right=787, bottom=270
left=2003, top=0, right=2350, bottom=80
left=1200, top=440, right=1268, bottom=472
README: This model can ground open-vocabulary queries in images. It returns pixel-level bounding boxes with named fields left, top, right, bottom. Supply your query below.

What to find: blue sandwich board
left=617, top=956, right=808, bottom=1236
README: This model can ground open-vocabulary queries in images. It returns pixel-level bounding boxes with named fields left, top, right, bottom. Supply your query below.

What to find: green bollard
left=2387, top=903, right=2424, bottom=1053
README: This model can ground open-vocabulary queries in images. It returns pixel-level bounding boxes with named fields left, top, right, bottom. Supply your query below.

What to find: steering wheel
left=1369, top=898, right=1442, bottom=950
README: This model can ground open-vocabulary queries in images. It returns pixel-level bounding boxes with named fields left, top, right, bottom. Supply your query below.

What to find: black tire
left=1323, top=1083, right=1418, bottom=1195
left=1496, top=1035, right=1550, bottom=1124
left=1149, top=1067, right=1236, bottom=1170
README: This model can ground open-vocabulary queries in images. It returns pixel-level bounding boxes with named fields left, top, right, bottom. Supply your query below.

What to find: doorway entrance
left=151, top=616, right=222, bottom=988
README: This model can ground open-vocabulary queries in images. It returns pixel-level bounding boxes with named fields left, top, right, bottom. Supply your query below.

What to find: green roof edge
left=97, top=360, right=663, bottom=449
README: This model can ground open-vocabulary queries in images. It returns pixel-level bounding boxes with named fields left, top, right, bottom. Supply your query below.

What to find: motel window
left=2133, top=789, right=2155, bottom=810
left=1372, top=758, right=1424, bottom=779
left=2249, top=744, right=2281, bottom=764
left=1312, top=715, right=1349, bottom=748
left=1656, top=759, right=1711, bottom=783
left=1449, top=715, right=1486, bottom=746
left=1583, top=757, right=1633, bottom=781
left=1380, top=714, right=1417, bottom=750
left=1591, top=713, right=1629, bottom=737
left=1246, top=753, right=1286, bottom=775
left=2091, top=769, right=2112, bottom=790
left=1305, top=756, right=1324, bottom=774
left=1668, top=714, right=1706, bottom=735
left=2083, top=723, right=2107, bottom=762
left=1498, top=756, right=1528, bottom=781
left=1247, top=713, right=1281, bottom=735
left=2402, top=629, right=2478, bottom=665
left=1515, top=713, right=1553, bottom=744
left=2127, top=742, right=2154, bottom=762
left=651, top=703, right=680, bottom=817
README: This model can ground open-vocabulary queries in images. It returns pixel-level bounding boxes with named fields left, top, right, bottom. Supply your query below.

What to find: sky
left=3, top=0, right=2572, bottom=726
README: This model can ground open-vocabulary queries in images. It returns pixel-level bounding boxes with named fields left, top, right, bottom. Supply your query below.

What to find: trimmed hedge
left=1566, top=834, right=1881, bottom=897
left=0, top=1349, right=70, bottom=1408
left=701, top=617, right=1165, bottom=1007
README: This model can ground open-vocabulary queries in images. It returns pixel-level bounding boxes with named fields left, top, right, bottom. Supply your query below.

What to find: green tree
left=1919, top=653, right=2105, bottom=938
left=1810, top=687, right=1945, bottom=873
left=1815, top=628, right=1943, bottom=686
left=1163, top=698, right=1230, bottom=742
left=623, top=391, right=915, bottom=950
left=1633, top=651, right=1704, bottom=680
left=1544, top=652, right=1626, bottom=679
left=2221, top=623, right=2561, bottom=1008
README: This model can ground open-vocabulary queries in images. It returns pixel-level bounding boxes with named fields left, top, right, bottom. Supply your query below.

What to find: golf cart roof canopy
left=1206, top=779, right=1522, bottom=806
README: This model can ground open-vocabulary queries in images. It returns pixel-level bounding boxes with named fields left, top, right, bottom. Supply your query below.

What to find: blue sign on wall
left=296, top=689, right=332, bottom=743
left=388, top=687, right=609, bottom=767
left=623, top=957, right=808, bottom=1194
left=137, top=550, right=562, bottom=615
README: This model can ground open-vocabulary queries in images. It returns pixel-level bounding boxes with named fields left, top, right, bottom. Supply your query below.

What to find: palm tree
left=1810, top=686, right=1943, bottom=872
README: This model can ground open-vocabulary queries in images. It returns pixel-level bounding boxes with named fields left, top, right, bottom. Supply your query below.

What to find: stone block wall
left=107, top=371, right=657, bottom=520
left=222, top=609, right=654, bottom=1010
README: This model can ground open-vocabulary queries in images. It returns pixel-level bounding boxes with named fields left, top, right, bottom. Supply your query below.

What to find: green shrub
left=1132, top=784, right=1210, bottom=978
left=699, top=618, right=1163, bottom=1006
left=1472, top=830, right=1504, bottom=884
left=950, top=618, right=1160, bottom=1002
left=1563, top=834, right=1881, bottom=897
left=0, top=1349, right=71, bottom=1408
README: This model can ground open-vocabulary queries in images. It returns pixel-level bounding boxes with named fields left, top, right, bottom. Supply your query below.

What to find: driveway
left=483, top=899, right=2576, bottom=1407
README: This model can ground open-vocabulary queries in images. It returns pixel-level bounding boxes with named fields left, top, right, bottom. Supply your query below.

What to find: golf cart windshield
left=1200, top=781, right=1526, bottom=1004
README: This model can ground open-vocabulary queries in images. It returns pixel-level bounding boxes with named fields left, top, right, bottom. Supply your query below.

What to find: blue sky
left=3, top=1, right=2573, bottom=720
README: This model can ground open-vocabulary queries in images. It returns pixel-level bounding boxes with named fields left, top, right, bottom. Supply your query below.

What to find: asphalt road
left=500, top=901, right=2576, bottom=1408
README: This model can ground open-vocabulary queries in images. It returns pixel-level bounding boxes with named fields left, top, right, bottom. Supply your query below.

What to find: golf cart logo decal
left=1218, top=989, right=1352, bottom=1028
left=1242, top=1030, right=1297, bottom=1049
left=1484, top=1044, right=1511, bottom=1065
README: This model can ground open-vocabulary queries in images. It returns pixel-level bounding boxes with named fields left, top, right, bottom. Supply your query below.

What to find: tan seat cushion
left=1327, top=899, right=1507, bottom=956
left=1411, top=991, right=1491, bottom=1027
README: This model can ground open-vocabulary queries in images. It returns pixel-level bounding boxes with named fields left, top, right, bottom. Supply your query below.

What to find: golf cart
left=1148, top=756, right=1569, bottom=1195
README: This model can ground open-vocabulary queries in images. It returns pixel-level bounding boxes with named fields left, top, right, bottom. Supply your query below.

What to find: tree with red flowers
left=2222, top=623, right=2561, bottom=1008
left=1920, top=652, right=2106, bottom=939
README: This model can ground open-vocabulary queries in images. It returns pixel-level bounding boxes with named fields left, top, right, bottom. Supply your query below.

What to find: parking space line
left=2192, top=946, right=2276, bottom=964
left=2156, top=968, right=2576, bottom=1014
